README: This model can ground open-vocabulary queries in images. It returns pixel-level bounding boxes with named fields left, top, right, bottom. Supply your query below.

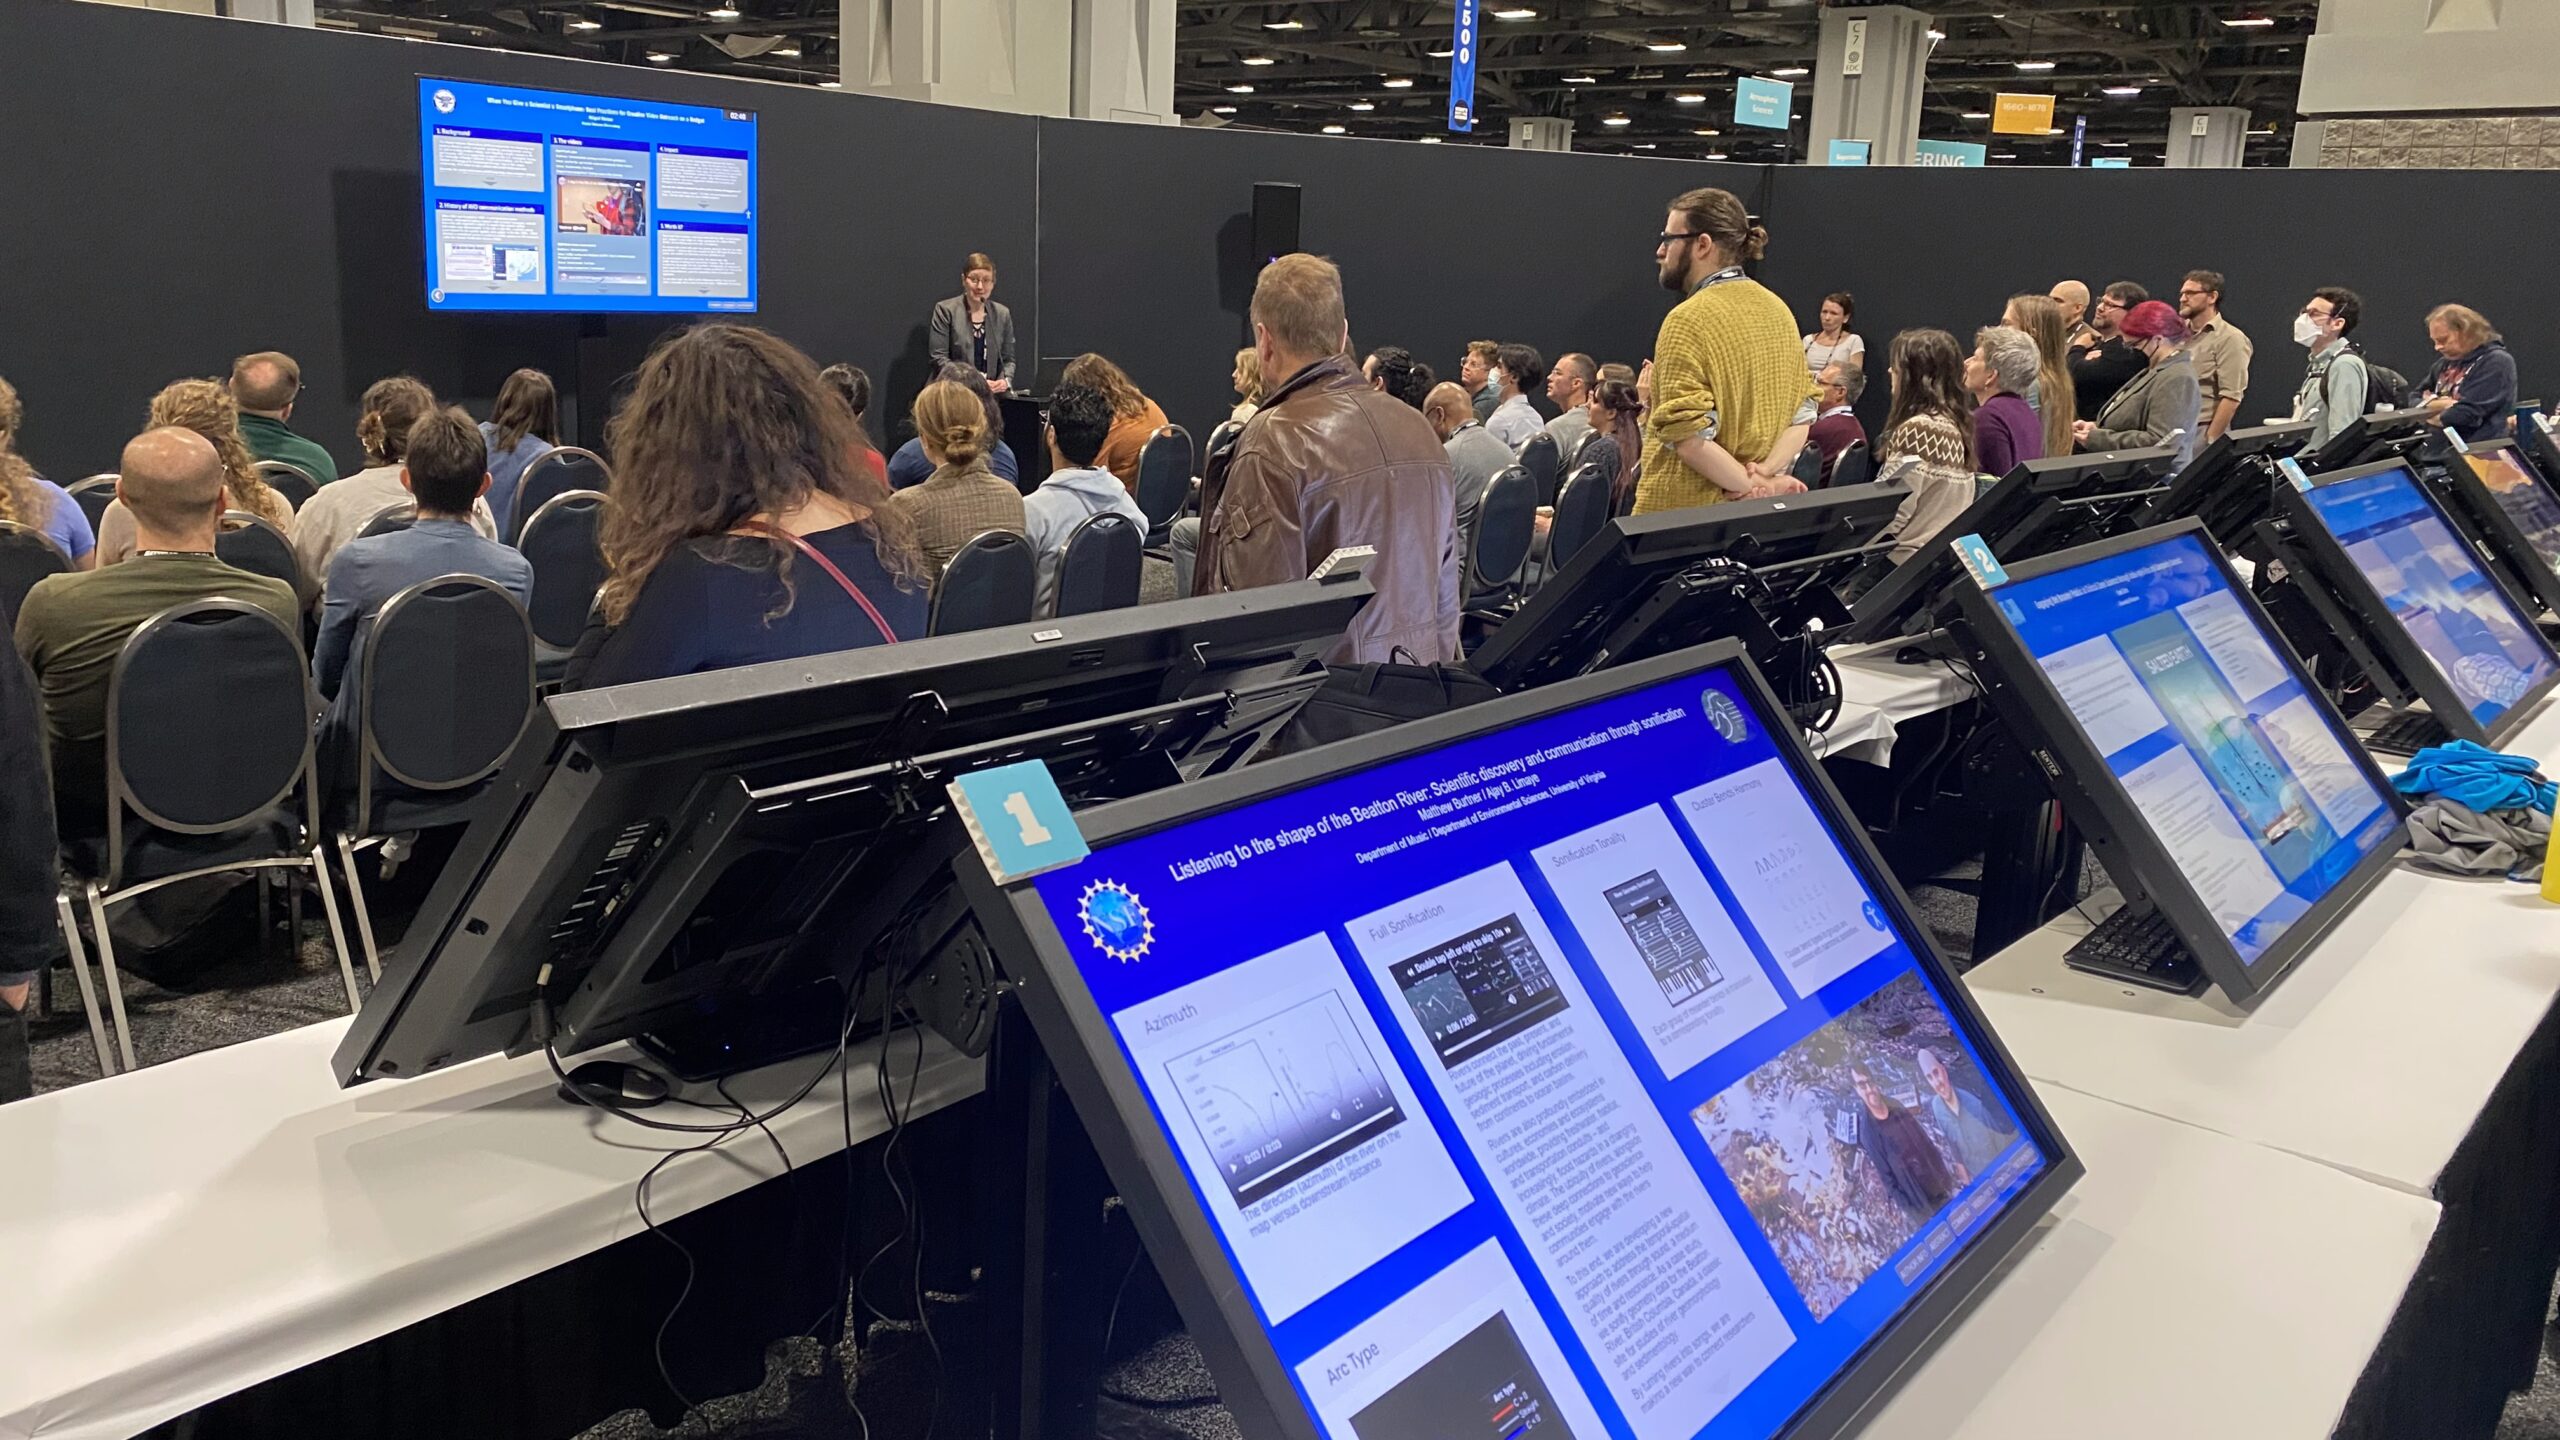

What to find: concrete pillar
left=840, top=0, right=1075, bottom=119
left=2303, top=0, right=2560, bottom=115
left=2289, top=119, right=2328, bottom=168
left=2165, top=106, right=2248, bottom=168
left=1808, top=4, right=1933, bottom=167
left=1070, top=0, right=1174, bottom=123
left=1508, top=117, right=1572, bottom=151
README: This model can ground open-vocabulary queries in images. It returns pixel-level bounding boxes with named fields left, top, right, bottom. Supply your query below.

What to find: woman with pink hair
left=2073, top=299, right=2201, bottom=469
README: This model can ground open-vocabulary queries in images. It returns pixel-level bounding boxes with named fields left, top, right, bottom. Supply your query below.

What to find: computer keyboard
left=2363, top=709, right=2451, bottom=757
left=2064, top=903, right=2204, bottom=994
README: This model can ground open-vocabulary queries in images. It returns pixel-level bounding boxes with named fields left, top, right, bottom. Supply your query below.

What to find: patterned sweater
left=1638, top=274, right=1820, bottom=514
left=1877, top=412, right=1978, bottom=564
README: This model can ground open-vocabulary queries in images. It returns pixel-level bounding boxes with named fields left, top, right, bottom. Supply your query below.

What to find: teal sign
left=950, top=760, right=1090, bottom=882
left=1734, top=76, right=1794, bottom=131
left=2090, top=157, right=2131, bottom=168
left=1914, top=139, right=1987, bottom=168
left=1825, top=139, right=1872, bottom=166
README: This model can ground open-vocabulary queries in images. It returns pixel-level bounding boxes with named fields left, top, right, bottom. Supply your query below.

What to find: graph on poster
left=1166, top=993, right=1407, bottom=1205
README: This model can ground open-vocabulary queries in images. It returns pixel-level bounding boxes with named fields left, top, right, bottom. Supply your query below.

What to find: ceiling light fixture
left=2102, top=84, right=2142, bottom=96
left=1491, top=6, right=1537, bottom=18
left=773, top=43, right=800, bottom=56
left=1634, top=142, right=1657, bottom=149
left=819, top=79, right=840, bottom=87
left=1428, top=44, right=1454, bottom=56
left=1770, top=66, right=1808, bottom=78
left=567, top=17, right=602, bottom=29
left=1322, top=123, right=1347, bottom=133
left=1960, top=110, right=1990, bottom=119
left=1645, top=40, right=1687, bottom=52
left=1562, top=73, right=1596, bottom=83
left=1693, top=126, right=1719, bottom=136
left=1704, top=151, right=1727, bottom=159
left=1263, top=17, right=1304, bottom=29
left=1242, top=54, right=1276, bottom=65
left=1419, top=136, right=1442, bottom=144
left=646, top=50, right=676, bottom=62
left=2221, top=15, right=2275, bottom=26
left=2013, top=59, right=2055, bottom=71
left=1213, top=104, right=1238, bottom=113
left=1349, top=101, right=1375, bottom=110
left=1925, top=27, right=1946, bottom=40
left=1602, top=114, right=1632, bottom=126
left=1383, top=76, right=1414, bottom=88
left=1673, top=92, right=1705, bottom=103
left=707, top=5, right=738, bottom=17
left=1226, top=82, right=1256, bottom=92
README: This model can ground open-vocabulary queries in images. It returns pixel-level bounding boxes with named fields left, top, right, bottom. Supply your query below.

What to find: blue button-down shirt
left=313, top=518, right=534, bottom=699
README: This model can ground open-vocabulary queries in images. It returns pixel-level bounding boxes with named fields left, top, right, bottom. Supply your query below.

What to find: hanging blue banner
left=1734, top=75, right=1794, bottom=131
left=1447, top=0, right=1477, bottom=131
left=2071, top=113, right=2087, bottom=166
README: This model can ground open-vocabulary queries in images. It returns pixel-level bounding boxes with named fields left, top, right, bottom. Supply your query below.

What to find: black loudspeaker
left=1252, top=182, right=1302, bottom=265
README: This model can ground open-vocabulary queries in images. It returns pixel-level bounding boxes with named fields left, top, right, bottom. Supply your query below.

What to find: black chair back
left=1549, top=463, right=1612, bottom=572
left=213, top=511, right=306, bottom=598
left=1830, top=439, right=1872, bottom=489
left=508, top=447, right=609, bottom=544
left=930, top=530, right=1037, bottom=635
left=1517, top=431, right=1563, bottom=507
left=1789, top=444, right=1823, bottom=486
left=68, top=475, right=117, bottom=535
left=1133, top=425, right=1194, bottom=535
left=353, top=576, right=535, bottom=832
left=517, top=489, right=608, bottom=650
left=256, top=460, right=320, bottom=511
left=357, top=503, right=416, bottom=540
left=1053, top=511, right=1142, bottom=617
left=1204, top=419, right=1245, bottom=458
left=106, top=600, right=312, bottom=874
left=0, top=520, right=70, bottom=626
left=1468, top=466, right=1537, bottom=599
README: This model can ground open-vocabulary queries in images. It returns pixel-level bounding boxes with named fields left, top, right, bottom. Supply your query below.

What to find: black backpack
left=2326, top=342, right=2409, bottom=415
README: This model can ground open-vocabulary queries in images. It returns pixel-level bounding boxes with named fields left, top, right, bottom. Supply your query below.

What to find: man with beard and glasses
left=1635, top=187, right=1818, bottom=514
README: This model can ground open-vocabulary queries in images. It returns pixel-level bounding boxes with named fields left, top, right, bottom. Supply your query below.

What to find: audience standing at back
left=1870, top=330, right=1979, bottom=564
left=1484, top=344, right=1547, bottom=451
left=0, top=378, right=96, bottom=569
left=1424, top=381, right=1514, bottom=546
left=818, top=363, right=891, bottom=487
left=479, top=368, right=559, bottom=533
left=98, top=379, right=297, bottom=567
left=229, top=350, right=340, bottom=487
left=2420, top=303, right=2517, bottom=444
left=2069, top=282, right=2149, bottom=421
left=888, top=363, right=1020, bottom=491
left=571, top=325, right=925, bottom=689
left=1196, top=253, right=1459, bottom=664
left=14, top=427, right=298, bottom=839
left=1543, top=353, right=1597, bottom=460
left=2178, top=270, right=2252, bottom=444
left=2050, top=281, right=2095, bottom=348
left=1022, top=379, right=1148, bottom=615
left=2075, top=300, right=2201, bottom=470
left=2003, top=293, right=2078, bottom=460
left=1807, top=363, right=1868, bottom=485
left=2290, top=287, right=2370, bottom=451
left=1063, top=354, right=1169, bottom=491
left=1967, top=327, right=2046, bottom=477
left=294, top=377, right=496, bottom=586
left=886, top=379, right=1029, bottom=572
left=1639, top=186, right=1819, bottom=513
left=1231, top=348, right=1265, bottom=424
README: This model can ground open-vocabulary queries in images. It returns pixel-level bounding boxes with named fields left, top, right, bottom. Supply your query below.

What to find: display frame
left=2276, top=457, right=2560, bottom=748
left=2428, top=434, right=2560, bottom=620
left=961, top=639, right=2083, bottom=1440
left=1949, top=519, right=2409, bottom=1008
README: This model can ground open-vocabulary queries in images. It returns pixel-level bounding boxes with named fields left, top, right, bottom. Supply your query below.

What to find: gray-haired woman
left=1965, top=325, right=2045, bottom=477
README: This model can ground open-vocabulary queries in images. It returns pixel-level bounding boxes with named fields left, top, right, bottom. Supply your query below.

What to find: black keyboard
left=2063, top=903, right=2204, bottom=994
left=2364, top=709, right=2451, bottom=757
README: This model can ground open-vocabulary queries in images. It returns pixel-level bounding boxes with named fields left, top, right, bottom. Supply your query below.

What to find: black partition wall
left=2, top=0, right=2551, bottom=484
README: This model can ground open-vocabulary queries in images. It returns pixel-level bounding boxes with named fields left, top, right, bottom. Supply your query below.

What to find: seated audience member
left=2420, top=303, right=2517, bottom=444
left=1578, top=373, right=1646, bottom=510
left=0, top=642, right=48, bottom=1103
left=1363, top=347, right=1435, bottom=411
left=1543, top=352, right=1597, bottom=460
left=1462, top=340, right=1501, bottom=421
left=1022, top=379, right=1148, bottom=615
left=1966, top=327, right=2045, bottom=477
left=1807, top=363, right=1868, bottom=484
left=1870, top=330, right=1978, bottom=564
left=885, top=379, right=1029, bottom=572
left=98, top=379, right=298, bottom=567
left=294, top=377, right=497, bottom=586
left=2049, top=280, right=2095, bottom=348
left=2290, top=287, right=2370, bottom=451
left=818, top=363, right=891, bottom=487
left=1196, top=254, right=1459, bottom=664
left=1230, top=348, right=1265, bottom=424
left=570, top=326, right=926, bottom=689
left=478, top=368, right=559, bottom=533
left=0, top=377, right=96, bottom=569
left=1063, top=354, right=1170, bottom=490
left=313, top=407, right=533, bottom=700
left=2070, top=282, right=2150, bottom=421
left=1485, top=344, right=1548, bottom=451
left=1802, top=292, right=1865, bottom=377
left=2003, top=293, right=2078, bottom=459
left=1424, top=381, right=1514, bottom=545
left=886, top=362, right=1021, bottom=491
left=2073, top=300, right=2201, bottom=470
left=14, top=428, right=298, bottom=839
left=228, top=350, right=341, bottom=487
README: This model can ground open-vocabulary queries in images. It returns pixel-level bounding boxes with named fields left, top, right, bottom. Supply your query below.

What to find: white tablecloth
left=0, top=1017, right=984, bottom=1440
left=1810, top=643, right=1979, bottom=765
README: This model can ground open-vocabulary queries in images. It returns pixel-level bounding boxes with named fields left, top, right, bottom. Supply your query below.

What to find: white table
left=1864, top=1085, right=2437, bottom=1440
left=0, top=1016, right=985, bottom=1440
left=1814, top=644, right=1979, bottom=765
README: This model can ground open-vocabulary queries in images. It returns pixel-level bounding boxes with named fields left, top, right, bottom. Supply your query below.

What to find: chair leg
left=306, top=848, right=364, bottom=1014
left=54, top=891, right=115, bottom=1078
left=84, top=883, right=137, bottom=1072
left=288, top=868, right=304, bottom=960
left=335, top=833, right=383, bottom=983
left=258, top=871, right=274, bottom=961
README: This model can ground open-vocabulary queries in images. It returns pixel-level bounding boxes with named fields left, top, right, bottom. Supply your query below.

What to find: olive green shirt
left=238, top=412, right=341, bottom=488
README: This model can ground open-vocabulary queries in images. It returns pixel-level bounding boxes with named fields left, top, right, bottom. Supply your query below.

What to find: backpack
left=2325, top=342, right=2409, bottom=416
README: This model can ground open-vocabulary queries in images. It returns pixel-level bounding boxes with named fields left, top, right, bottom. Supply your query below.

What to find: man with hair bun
left=1637, top=187, right=1819, bottom=513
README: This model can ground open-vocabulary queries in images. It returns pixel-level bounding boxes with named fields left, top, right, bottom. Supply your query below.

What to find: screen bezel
left=1949, top=518, right=2409, bottom=1008
left=416, top=73, right=760, bottom=317
left=2433, top=436, right=2560, bottom=619
left=2278, top=457, right=2560, bottom=747
left=961, top=640, right=2084, bottom=1440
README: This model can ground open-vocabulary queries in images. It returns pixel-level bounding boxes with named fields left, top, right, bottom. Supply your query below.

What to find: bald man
left=2050, top=280, right=2095, bottom=347
left=14, top=427, right=299, bottom=839
left=1424, top=381, right=1513, bottom=544
left=229, top=350, right=340, bottom=486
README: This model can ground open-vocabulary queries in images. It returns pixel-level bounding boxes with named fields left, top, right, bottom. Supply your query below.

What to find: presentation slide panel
left=658, top=223, right=751, bottom=300
left=1530, top=806, right=1785, bottom=1081
left=2038, top=633, right=2172, bottom=759
left=2259, top=694, right=2387, bottom=838
left=1349, top=866, right=1793, bottom=1440
left=431, top=202, right=545, bottom=298
left=1692, top=973, right=2025, bottom=1321
left=551, top=134, right=651, bottom=181
left=429, top=127, right=544, bottom=192
left=2119, top=745, right=2286, bottom=936
left=2176, top=588, right=2290, bottom=704
left=1298, top=1241, right=1608, bottom=1440
left=1110, top=933, right=1471, bottom=1323
left=1672, top=760, right=1893, bottom=1000
left=659, top=145, right=752, bottom=213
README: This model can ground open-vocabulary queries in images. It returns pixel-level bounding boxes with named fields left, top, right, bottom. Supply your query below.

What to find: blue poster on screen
left=1448, top=0, right=1477, bottom=131
left=1915, top=139, right=1988, bottom=167
left=1734, top=76, right=1793, bottom=131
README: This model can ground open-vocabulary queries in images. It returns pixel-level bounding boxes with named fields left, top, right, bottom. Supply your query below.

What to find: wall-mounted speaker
left=1252, top=182, right=1302, bottom=265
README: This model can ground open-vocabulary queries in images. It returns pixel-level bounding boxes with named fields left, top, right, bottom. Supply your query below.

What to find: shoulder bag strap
left=733, top=519, right=900, bottom=645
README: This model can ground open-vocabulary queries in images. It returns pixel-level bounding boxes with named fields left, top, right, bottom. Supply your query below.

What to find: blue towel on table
left=2389, top=740, right=2556, bottom=817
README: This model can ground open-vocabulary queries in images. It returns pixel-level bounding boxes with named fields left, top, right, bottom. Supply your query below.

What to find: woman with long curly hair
left=0, top=377, right=97, bottom=569
left=96, top=378, right=296, bottom=566
left=569, top=324, right=927, bottom=689
left=1061, top=352, right=1168, bottom=490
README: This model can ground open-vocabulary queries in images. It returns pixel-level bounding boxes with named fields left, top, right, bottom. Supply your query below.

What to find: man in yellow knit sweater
left=1636, top=187, right=1820, bottom=515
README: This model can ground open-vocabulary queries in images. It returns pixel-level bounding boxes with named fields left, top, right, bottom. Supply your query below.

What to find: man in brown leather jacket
left=1194, top=254, right=1462, bottom=664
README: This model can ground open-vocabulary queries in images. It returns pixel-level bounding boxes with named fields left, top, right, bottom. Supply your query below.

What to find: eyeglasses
left=2094, top=298, right=2127, bottom=311
left=2177, top=288, right=2210, bottom=300
left=1656, top=230, right=1705, bottom=248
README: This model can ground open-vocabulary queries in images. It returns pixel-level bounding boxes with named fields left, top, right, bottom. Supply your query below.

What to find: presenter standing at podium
left=930, top=253, right=1017, bottom=395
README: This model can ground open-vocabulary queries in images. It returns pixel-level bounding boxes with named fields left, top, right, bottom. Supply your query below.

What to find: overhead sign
left=2071, top=113, right=2086, bottom=165
left=2091, top=156, right=2131, bottom=168
left=1826, top=138, right=1872, bottom=166
left=1842, top=17, right=1868, bottom=76
left=1992, top=92, right=2056, bottom=135
left=1915, top=139, right=1988, bottom=167
left=1447, top=0, right=1476, bottom=131
left=1734, top=75, right=1794, bottom=130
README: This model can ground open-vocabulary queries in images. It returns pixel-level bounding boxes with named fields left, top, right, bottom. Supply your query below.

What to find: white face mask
left=2294, top=313, right=2328, bottom=349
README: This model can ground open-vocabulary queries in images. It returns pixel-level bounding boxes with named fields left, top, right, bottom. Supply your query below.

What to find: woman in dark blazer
left=929, top=252, right=1018, bottom=393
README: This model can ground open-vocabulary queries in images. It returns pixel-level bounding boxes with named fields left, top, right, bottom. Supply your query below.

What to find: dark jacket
left=2424, top=339, right=2518, bottom=443
left=1195, top=354, right=1462, bottom=665
left=2068, top=336, right=2147, bottom=421
left=928, top=295, right=1018, bottom=387
left=0, top=645, right=57, bottom=982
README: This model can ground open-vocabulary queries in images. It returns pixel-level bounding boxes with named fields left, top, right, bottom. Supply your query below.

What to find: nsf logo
left=432, top=88, right=457, bottom=115
left=1079, top=880, right=1154, bottom=964
left=1703, top=689, right=1749, bottom=743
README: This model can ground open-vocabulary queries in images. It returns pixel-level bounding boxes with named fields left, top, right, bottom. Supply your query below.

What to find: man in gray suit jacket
left=930, top=255, right=1019, bottom=391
